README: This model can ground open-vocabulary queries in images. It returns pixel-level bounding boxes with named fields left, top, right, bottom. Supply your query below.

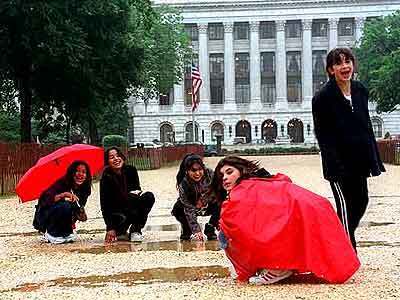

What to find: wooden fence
left=376, top=139, right=400, bottom=165
left=0, top=143, right=63, bottom=196
left=126, top=145, right=205, bottom=170
left=0, top=143, right=204, bottom=196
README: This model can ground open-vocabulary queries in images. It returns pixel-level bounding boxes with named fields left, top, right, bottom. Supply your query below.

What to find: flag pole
left=192, top=107, right=196, bottom=142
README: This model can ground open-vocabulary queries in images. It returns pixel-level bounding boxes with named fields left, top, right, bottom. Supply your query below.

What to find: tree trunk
left=65, top=115, right=71, bottom=144
left=18, top=75, right=32, bottom=143
left=88, top=115, right=99, bottom=145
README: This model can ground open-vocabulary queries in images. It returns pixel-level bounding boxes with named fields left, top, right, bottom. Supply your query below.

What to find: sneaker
left=130, top=232, right=144, bottom=242
left=204, top=223, right=217, bottom=240
left=44, top=232, right=76, bottom=244
left=248, top=269, right=293, bottom=285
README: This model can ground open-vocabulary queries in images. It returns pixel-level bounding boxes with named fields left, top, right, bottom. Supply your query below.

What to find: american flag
left=191, top=64, right=202, bottom=112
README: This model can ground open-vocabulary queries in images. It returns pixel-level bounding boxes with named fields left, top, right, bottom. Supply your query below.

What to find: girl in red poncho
left=212, top=156, right=360, bottom=285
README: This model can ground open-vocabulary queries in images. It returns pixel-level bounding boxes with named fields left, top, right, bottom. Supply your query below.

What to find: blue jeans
left=46, top=201, right=75, bottom=237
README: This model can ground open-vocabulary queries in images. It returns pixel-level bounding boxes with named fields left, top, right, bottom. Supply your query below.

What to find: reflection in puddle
left=358, top=241, right=400, bottom=247
left=71, top=240, right=220, bottom=254
left=11, top=265, right=229, bottom=292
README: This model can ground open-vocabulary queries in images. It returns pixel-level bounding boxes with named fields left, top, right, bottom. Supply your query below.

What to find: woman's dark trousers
left=46, top=201, right=75, bottom=237
left=330, top=176, right=369, bottom=250
left=111, top=192, right=155, bottom=235
left=171, top=201, right=220, bottom=240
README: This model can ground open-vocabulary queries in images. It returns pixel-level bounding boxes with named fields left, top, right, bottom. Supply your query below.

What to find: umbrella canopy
left=16, top=144, right=104, bottom=202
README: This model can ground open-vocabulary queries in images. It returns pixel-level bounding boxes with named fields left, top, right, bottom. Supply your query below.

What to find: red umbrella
left=16, top=144, right=104, bottom=202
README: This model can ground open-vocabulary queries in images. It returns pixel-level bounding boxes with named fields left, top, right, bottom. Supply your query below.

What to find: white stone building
left=128, top=0, right=400, bottom=145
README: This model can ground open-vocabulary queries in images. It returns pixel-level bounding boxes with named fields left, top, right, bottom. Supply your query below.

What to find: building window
left=287, top=51, right=302, bottom=103
left=235, top=120, right=252, bottom=143
left=211, top=122, right=224, bottom=141
left=286, top=20, right=302, bottom=38
left=260, top=52, right=276, bottom=104
left=371, top=118, right=383, bottom=138
left=208, top=23, right=224, bottom=40
left=184, top=54, right=199, bottom=106
left=185, top=122, right=199, bottom=142
left=184, top=24, right=198, bottom=41
left=160, top=123, right=174, bottom=143
left=312, top=50, right=328, bottom=94
left=235, top=53, right=250, bottom=104
left=339, top=18, right=355, bottom=36
left=288, top=118, right=304, bottom=143
left=234, top=22, right=249, bottom=40
left=260, top=21, right=275, bottom=39
left=312, top=19, right=328, bottom=37
left=159, top=88, right=174, bottom=106
left=209, top=53, right=224, bottom=104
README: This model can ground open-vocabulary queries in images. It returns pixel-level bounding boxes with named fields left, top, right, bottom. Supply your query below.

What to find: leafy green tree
left=356, top=12, right=400, bottom=112
left=131, top=5, right=191, bottom=104
left=0, top=0, right=144, bottom=143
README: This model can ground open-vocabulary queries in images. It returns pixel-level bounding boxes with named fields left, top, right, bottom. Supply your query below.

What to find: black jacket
left=33, top=178, right=90, bottom=232
left=100, top=165, right=141, bottom=231
left=312, top=79, right=385, bottom=180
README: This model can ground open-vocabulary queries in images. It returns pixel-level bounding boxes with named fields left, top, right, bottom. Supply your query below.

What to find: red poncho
left=219, top=174, right=360, bottom=283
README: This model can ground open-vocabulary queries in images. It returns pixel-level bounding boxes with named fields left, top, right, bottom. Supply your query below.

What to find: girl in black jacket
left=100, top=147, right=155, bottom=243
left=172, top=153, right=220, bottom=241
left=312, top=47, right=385, bottom=250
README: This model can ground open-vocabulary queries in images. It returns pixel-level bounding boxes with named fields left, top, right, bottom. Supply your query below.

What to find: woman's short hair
left=104, top=146, right=126, bottom=166
left=326, top=47, right=356, bottom=78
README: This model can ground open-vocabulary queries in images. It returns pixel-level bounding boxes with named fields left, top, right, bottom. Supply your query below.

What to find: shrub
left=102, top=135, right=127, bottom=149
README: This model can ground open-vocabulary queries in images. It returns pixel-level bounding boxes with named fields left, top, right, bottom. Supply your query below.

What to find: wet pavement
left=0, top=155, right=399, bottom=299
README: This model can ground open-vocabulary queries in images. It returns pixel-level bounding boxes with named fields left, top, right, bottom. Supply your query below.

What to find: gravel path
left=0, top=155, right=399, bottom=299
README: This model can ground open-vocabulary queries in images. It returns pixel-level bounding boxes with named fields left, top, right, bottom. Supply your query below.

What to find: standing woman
left=172, top=153, right=220, bottom=241
left=33, top=160, right=91, bottom=244
left=212, top=156, right=360, bottom=285
left=100, top=147, right=155, bottom=243
left=312, top=47, right=385, bottom=250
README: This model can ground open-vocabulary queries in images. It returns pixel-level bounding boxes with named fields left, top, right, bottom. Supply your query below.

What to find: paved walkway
left=0, top=155, right=399, bottom=299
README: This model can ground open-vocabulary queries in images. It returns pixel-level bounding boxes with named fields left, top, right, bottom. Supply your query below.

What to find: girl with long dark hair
left=213, top=156, right=360, bottom=285
left=172, top=153, right=220, bottom=241
left=34, top=160, right=92, bottom=243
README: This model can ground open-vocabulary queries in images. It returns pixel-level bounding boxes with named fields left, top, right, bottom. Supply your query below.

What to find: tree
left=0, top=1, right=190, bottom=143
left=0, top=0, right=144, bottom=142
left=131, top=5, right=190, bottom=105
left=356, top=12, right=400, bottom=112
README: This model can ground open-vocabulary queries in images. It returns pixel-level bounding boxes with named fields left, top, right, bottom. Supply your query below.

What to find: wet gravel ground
left=0, top=155, right=399, bottom=299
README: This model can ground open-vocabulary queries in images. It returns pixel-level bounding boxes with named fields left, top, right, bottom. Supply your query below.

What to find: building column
left=224, top=22, right=235, bottom=106
left=355, top=17, right=366, bottom=46
left=302, top=19, right=313, bottom=109
left=328, top=18, right=338, bottom=50
left=275, top=20, right=287, bottom=110
left=173, top=82, right=184, bottom=112
left=250, top=21, right=261, bottom=107
left=198, top=23, right=210, bottom=109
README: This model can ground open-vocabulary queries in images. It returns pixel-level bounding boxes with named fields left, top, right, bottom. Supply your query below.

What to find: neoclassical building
left=128, top=0, right=400, bottom=145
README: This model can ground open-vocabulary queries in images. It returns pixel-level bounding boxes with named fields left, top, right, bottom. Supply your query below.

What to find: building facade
left=128, top=0, right=400, bottom=145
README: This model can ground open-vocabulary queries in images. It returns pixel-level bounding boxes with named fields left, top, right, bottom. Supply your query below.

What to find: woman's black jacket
left=100, top=165, right=141, bottom=231
left=312, top=79, right=385, bottom=181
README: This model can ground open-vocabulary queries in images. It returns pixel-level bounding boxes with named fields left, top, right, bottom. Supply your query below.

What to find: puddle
left=358, top=241, right=400, bottom=247
left=71, top=240, right=221, bottom=254
left=144, top=224, right=180, bottom=231
left=362, top=221, right=395, bottom=227
left=10, top=265, right=229, bottom=292
left=0, top=231, right=40, bottom=238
